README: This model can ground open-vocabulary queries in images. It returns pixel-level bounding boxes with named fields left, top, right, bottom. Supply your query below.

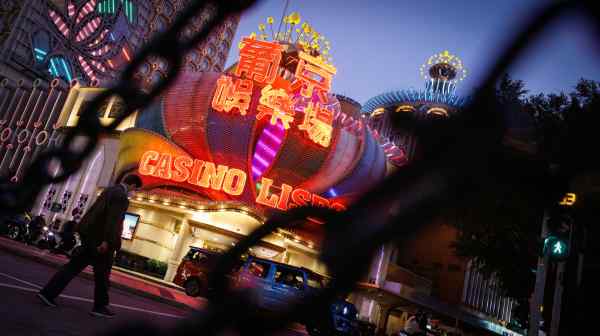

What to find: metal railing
left=0, top=0, right=598, bottom=335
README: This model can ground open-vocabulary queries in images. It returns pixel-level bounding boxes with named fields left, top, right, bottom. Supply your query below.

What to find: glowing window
left=32, top=30, right=51, bottom=63
left=48, top=56, right=73, bottom=82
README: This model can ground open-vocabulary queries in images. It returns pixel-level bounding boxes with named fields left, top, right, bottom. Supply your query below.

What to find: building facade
left=0, top=0, right=238, bottom=180
left=30, top=11, right=388, bottom=286
left=357, top=52, right=521, bottom=336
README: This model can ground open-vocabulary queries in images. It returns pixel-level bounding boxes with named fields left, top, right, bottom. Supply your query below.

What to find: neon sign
left=211, top=36, right=338, bottom=148
left=138, top=150, right=345, bottom=212
left=559, top=193, right=576, bottom=207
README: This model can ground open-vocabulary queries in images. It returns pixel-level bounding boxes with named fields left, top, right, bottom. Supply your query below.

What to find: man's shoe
left=37, top=293, right=57, bottom=307
left=90, top=306, right=116, bottom=318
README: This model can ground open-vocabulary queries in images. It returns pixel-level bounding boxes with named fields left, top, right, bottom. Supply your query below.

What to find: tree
left=451, top=76, right=599, bottom=328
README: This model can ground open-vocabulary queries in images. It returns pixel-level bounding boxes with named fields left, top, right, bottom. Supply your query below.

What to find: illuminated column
left=377, top=304, right=393, bottom=335
left=367, top=244, right=394, bottom=287
left=65, top=146, right=105, bottom=221
left=164, top=218, right=190, bottom=282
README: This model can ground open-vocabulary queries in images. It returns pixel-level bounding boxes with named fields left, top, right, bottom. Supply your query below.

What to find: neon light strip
left=262, top=128, right=282, bottom=144
left=126, top=1, right=132, bottom=20
left=49, top=59, right=59, bottom=77
left=68, top=3, right=76, bottom=17
left=34, top=48, right=47, bottom=55
left=122, top=47, right=131, bottom=61
left=256, top=141, right=277, bottom=157
left=251, top=166, right=263, bottom=176
left=60, top=59, right=72, bottom=81
left=253, top=153, right=270, bottom=167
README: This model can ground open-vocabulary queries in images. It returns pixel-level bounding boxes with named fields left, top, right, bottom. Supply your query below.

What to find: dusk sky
left=225, top=0, right=600, bottom=104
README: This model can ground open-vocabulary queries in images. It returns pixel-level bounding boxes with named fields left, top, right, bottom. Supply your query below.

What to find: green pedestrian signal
left=543, top=235, right=568, bottom=260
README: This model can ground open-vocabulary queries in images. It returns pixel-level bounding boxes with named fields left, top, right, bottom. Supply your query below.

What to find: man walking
left=37, top=176, right=141, bottom=318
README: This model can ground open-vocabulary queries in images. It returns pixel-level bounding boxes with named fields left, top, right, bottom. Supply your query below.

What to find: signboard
left=211, top=37, right=337, bottom=148
left=138, top=150, right=346, bottom=212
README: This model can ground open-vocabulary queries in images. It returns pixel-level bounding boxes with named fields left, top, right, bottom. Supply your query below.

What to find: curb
left=0, top=239, right=195, bottom=312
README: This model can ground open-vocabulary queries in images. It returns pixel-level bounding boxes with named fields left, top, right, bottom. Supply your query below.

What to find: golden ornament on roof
left=289, top=12, right=301, bottom=24
left=248, top=12, right=334, bottom=65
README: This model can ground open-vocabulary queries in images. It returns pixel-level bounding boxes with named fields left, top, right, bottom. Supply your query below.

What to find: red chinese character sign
left=256, top=85, right=295, bottom=129
left=212, top=76, right=253, bottom=116
left=236, top=37, right=283, bottom=84
left=211, top=36, right=338, bottom=148
left=292, top=51, right=337, bottom=103
left=298, top=102, right=334, bottom=147
left=114, top=13, right=388, bottom=245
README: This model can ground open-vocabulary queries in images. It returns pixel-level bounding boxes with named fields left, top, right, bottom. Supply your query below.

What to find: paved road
left=0, top=250, right=306, bottom=336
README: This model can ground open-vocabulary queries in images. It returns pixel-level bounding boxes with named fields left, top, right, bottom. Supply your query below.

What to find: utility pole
left=549, top=261, right=565, bottom=336
left=529, top=211, right=550, bottom=336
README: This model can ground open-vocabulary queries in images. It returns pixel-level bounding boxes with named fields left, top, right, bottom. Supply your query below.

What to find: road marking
left=0, top=282, right=39, bottom=292
left=0, top=282, right=184, bottom=319
left=0, top=271, right=42, bottom=289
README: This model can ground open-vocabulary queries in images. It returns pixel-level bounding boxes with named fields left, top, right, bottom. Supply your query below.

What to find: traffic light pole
left=550, top=218, right=575, bottom=336
left=549, top=261, right=565, bottom=336
left=529, top=211, right=550, bottom=336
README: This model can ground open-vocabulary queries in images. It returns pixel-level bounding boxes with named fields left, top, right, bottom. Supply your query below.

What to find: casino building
left=0, top=0, right=238, bottom=179
left=30, top=11, right=387, bottom=284
left=356, top=52, right=522, bottom=336
left=3, top=4, right=522, bottom=334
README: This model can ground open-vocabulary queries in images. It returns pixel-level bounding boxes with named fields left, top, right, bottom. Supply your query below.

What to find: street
left=0, top=250, right=306, bottom=336
left=0, top=250, right=190, bottom=335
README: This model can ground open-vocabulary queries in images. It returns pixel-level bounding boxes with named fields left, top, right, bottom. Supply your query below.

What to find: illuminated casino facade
left=0, top=1, right=238, bottom=86
left=0, top=0, right=238, bottom=180
left=362, top=50, right=469, bottom=166
left=10, top=8, right=522, bottom=334
left=30, top=12, right=386, bottom=281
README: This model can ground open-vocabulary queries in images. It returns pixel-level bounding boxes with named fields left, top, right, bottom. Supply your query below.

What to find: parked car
left=237, top=256, right=359, bottom=336
left=173, top=246, right=225, bottom=297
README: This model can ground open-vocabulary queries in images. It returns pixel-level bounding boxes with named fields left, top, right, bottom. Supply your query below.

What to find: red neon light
left=298, top=102, right=334, bottom=147
left=138, top=150, right=345, bottom=212
left=235, top=37, right=283, bottom=84
left=122, top=47, right=131, bottom=62
left=291, top=51, right=337, bottom=103
left=256, top=85, right=295, bottom=129
left=212, top=75, right=253, bottom=116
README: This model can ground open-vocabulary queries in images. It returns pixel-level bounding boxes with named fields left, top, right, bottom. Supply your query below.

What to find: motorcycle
left=36, top=225, right=57, bottom=249
left=4, top=213, right=32, bottom=241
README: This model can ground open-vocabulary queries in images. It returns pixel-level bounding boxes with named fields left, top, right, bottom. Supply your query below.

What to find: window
left=32, top=30, right=50, bottom=63
left=307, top=273, right=324, bottom=289
left=47, top=56, right=73, bottom=82
left=274, top=266, right=304, bottom=290
left=248, top=260, right=270, bottom=278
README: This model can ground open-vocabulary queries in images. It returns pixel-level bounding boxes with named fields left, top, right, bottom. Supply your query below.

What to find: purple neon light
left=253, top=153, right=270, bottom=167
left=262, top=128, right=283, bottom=144
left=257, top=140, right=278, bottom=156
left=251, top=120, right=286, bottom=181
left=252, top=166, right=263, bottom=176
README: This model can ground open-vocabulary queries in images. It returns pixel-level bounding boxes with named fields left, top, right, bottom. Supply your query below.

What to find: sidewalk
left=0, top=236, right=205, bottom=311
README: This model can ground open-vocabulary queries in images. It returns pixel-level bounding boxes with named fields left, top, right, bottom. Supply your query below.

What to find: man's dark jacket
left=77, top=184, right=129, bottom=251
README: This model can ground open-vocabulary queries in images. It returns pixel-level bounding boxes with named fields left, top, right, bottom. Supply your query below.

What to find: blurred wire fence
left=0, top=0, right=598, bottom=335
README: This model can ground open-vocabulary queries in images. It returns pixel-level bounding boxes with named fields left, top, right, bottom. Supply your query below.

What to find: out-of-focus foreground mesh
left=0, top=0, right=598, bottom=335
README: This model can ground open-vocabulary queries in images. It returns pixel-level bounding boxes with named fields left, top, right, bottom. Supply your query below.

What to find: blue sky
left=225, top=0, right=600, bottom=104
